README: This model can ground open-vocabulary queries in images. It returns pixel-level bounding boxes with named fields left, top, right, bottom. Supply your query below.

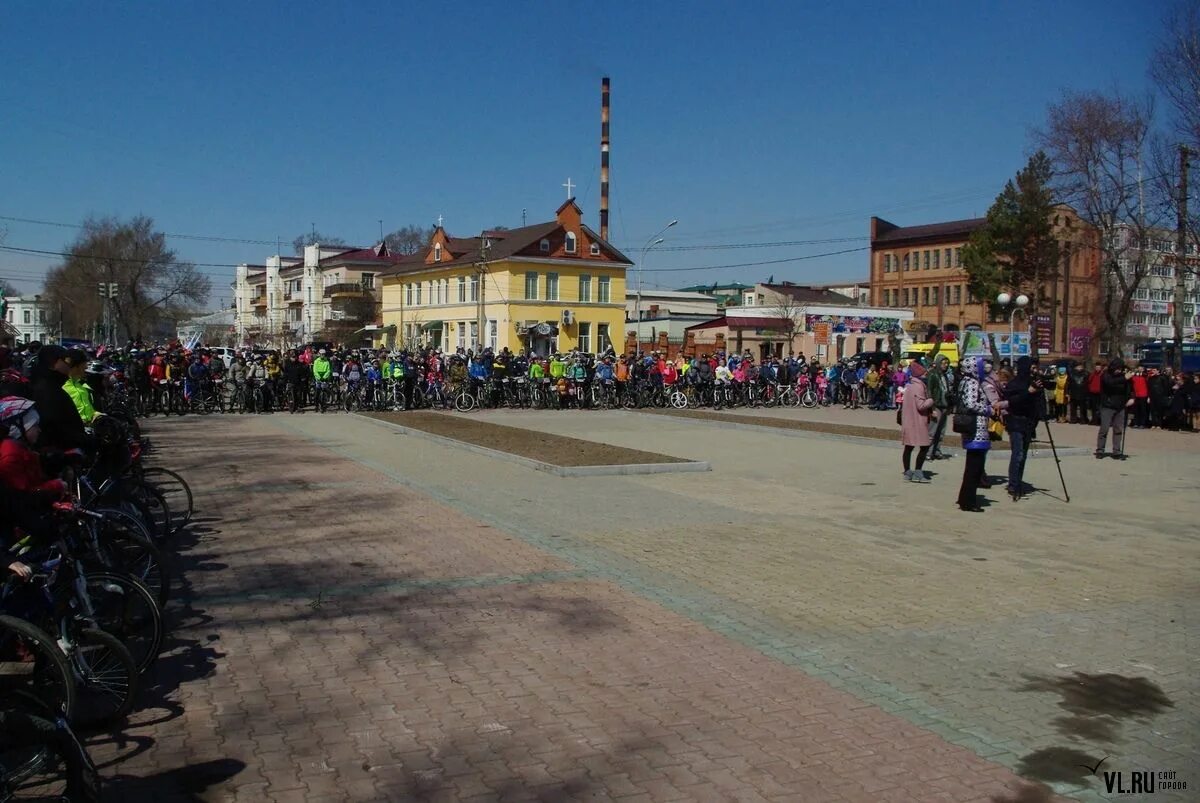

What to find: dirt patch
left=640, top=408, right=1015, bottom=450
left=364, top=412, right=689, bottom=467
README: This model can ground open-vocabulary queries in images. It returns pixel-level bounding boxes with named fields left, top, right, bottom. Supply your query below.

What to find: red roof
left=318, top=243, right=401, bottom=265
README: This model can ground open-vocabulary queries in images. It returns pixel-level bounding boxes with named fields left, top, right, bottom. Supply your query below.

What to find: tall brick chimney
left=600, top=76, right=610, bottom=241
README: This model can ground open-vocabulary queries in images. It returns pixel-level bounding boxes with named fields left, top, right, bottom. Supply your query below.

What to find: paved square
left=96, top=411, right=1198, bottom=802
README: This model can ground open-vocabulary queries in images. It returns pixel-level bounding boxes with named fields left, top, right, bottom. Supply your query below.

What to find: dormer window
left=565, top=232, right=577, bottom=254
left=589, top=243, right=600, bottom=256
left=539, top=239, right=550, bottom=253
left=434, top=243, right=443, bottom=262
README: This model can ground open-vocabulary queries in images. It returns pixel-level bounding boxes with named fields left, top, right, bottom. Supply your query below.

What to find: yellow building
left=377, top=200, right=631, bottom=355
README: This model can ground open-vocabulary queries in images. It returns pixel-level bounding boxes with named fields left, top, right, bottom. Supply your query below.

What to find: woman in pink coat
left=900, top=361, right=936, bottom=482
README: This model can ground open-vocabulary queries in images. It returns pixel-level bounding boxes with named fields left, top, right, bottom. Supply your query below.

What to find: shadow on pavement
left=103, top=757, right=246, bottom=801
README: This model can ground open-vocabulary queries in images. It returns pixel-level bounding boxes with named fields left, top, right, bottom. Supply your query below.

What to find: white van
left=208, top=347, right=236, bottom=369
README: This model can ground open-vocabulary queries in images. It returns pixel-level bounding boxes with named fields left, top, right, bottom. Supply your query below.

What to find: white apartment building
left=1113, top=223, right=1200, bottom=341
left=233, top=242, right=400, bottom=346
left=1, top=294, right=52, bottom=345
left=626, top=289, right=720, bottom=341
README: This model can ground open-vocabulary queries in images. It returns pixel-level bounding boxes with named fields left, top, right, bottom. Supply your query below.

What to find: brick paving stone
left=89, top=415, right=1176, bottom=802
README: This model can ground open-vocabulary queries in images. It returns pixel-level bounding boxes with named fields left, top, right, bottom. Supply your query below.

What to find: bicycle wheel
left=800, top=389, right=817, bottom=409
left=0, top=697, right=66, bottom=798
left=70, top=627, right=139, bottom=730
left=80, top=571, right=163, bottom=675
left=454, top=391, right=476, bottom=413
left=0, top=615, right=75, bottom=721
left=670, top=390, right=688, bottom=409
left=124, top=480, right=172, bottom=540
left=86, top=515, right=172, bottom=608
left=137, top=467, right=193, bottom=526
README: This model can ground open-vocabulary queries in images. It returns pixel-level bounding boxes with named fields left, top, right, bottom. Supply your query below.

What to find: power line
left=0, top=214, right=278, bottom=246
left=640, top=246, right=870, bottom=273
left=620, top=236, right=866, bottom=253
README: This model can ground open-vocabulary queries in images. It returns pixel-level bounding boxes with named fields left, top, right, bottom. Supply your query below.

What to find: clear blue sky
left=0, top=0, right=1166, bottom=305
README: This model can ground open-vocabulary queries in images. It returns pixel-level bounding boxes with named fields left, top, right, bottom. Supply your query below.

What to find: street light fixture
left=635, top=219, right=678, bottom=350
left=995, top=292, right=1029, bottom=359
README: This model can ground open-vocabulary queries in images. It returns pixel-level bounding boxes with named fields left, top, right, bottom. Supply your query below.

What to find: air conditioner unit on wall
left=561, top=309, right=574, bottom=326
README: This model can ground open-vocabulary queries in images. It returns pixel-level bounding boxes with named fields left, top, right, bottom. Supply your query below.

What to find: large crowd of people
left=3, top=337, right=1196, bottom=517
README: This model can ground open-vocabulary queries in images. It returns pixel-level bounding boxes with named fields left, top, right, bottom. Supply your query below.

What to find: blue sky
left=0, top=0, right=1166, bottom=305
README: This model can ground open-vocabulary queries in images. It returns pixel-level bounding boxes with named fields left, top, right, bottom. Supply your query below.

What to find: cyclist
left=548, top=353, right=566, bottom=383
left=281, top=351, right=307, bottom=412
left=63, top=353, right=101, bottom=424
left=840, top=361, right=860, bottom=408
left=185, top=353, right=209, bottom=406
left=567, top=355, right=587, bottom=408
left=27, top=346, right=91, bottom=452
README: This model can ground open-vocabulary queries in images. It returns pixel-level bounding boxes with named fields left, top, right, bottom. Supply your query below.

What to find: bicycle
left=1, top=553, right=139, bottom=730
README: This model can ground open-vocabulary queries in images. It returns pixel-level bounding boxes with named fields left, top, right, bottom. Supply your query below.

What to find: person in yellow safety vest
left=549, top=353, right=567, bottom=380
left=63, top=352, right=100, bottom=423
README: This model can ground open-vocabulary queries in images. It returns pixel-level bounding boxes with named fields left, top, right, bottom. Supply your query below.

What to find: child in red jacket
left=0, top=397, right=69, bottom=579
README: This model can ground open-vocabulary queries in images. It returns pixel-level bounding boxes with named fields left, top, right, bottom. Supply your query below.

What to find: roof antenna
left=522, top=208, right=527, bottom=227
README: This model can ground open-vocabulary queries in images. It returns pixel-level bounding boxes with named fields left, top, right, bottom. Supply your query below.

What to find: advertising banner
left=1034, top=314, right=1053, bottom=355
left=804, top=314, right=900, bottom=334
left=962, top=331, right=1031, bottom=358
left=1068, top=327, right=1092, bottom=357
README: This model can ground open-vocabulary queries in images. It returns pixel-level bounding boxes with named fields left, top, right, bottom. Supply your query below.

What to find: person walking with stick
left=1096, top=358, right=1133, bottom=460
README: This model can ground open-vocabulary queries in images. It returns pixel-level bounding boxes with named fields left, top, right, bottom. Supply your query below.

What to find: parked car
left=849, top=350, right=894, bottom=368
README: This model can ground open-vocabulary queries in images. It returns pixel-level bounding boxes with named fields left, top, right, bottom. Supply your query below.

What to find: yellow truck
left=903, top=340, right=961, bottom=366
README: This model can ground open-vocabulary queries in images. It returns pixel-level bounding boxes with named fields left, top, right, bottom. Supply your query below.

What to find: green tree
left=961, top=152, right=1061, bottom=317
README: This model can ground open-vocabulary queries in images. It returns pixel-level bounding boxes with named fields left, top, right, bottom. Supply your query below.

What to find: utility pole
left=476, top=233, right=489, bottom=352
left=1174, top=144, right=1189, bottom=373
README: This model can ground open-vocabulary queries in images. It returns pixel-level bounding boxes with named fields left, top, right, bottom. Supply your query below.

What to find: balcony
left=324, top=282, right=372, bottom=298
left=252, top=295, right=267, bottom=308
left=287, top=290, right=304, bottom=304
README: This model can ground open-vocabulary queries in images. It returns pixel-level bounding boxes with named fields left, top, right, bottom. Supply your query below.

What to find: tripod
left=1041, top=419, right=1070, bottom=503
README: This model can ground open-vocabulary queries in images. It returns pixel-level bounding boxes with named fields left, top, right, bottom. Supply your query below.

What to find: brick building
left=868, top=205, right=1103, bottom=358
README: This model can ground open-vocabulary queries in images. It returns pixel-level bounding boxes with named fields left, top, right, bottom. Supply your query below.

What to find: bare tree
left=292, top=231, right=347, bottom=254
left=1034, top=91, right=1163, bottom=357
left=1149, top=2, right=1200, bottom=305
left=43, top=216, right=211, bottom=342
left=767, top=289, right=805, bottom=356
left=384, top=225, right=433, bottom=255
left=1151, top=0, right=1200, bottom=149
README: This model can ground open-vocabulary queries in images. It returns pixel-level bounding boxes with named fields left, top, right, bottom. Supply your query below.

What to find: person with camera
left=1096, top=358, right=1133, bottom=458
left=995, top=356, right=1041, bottom=500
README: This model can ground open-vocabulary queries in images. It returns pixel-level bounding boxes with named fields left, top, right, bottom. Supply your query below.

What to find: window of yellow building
left=598, top=276, right=611, bottom=303
left=524, top=272, right=538, bottom=300
left=547, top=273, right=559, bottom=301
left=470, top=275, right=479, bottom=302
left=578, top=322, right=591, bottom=353
left=598, top=322, right=610, bottom=351
left=457, top=276, right=466, bottom=303
left=579, top=274, right=592, bottom=302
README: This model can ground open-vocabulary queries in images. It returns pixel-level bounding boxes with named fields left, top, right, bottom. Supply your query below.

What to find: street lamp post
left=635, top=220, right=678, bottom=352
left=995, top=292, right=1029, bottom=360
